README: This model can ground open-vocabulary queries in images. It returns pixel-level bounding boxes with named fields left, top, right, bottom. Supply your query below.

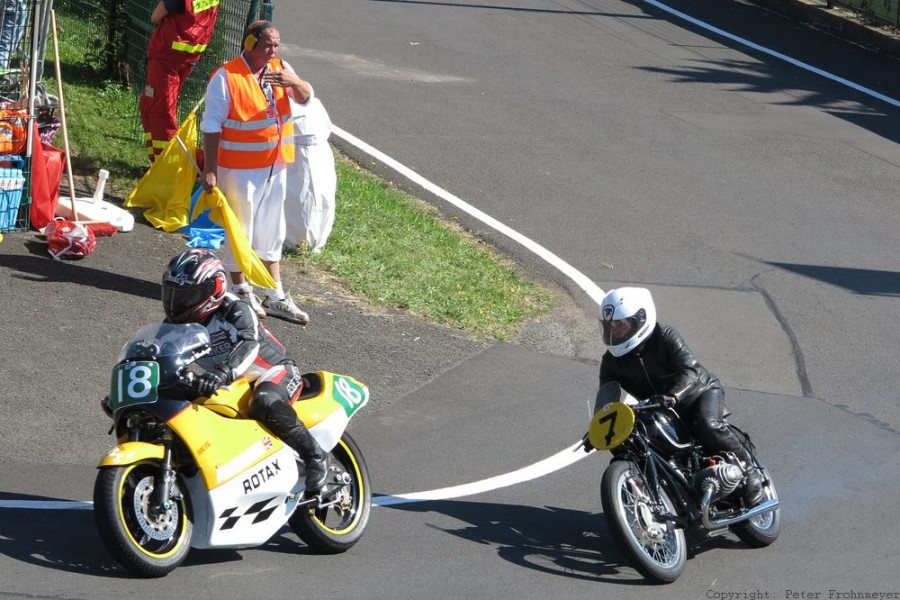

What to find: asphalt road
left=2, top=0, right=900, bottom=598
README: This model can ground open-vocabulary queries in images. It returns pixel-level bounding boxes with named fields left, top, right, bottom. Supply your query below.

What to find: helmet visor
left=601, top=318, right=638, bottom=346
left=162, top=283, right=206, bottom=323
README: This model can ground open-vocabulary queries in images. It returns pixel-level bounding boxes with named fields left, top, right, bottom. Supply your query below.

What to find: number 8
left=336, top=377, right=362, bottom=406
left=127, top=365, right=154, bottom=399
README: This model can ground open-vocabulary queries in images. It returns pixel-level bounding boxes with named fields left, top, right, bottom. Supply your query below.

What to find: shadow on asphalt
left=0, top=493, right=123, bottom=578
left=637, top=56, right=900, bottom=145
left=0, top=492, right=321, bottom=577
left=0, top=240, right=160, bottom=300
left=765, top=262, right=900, bottom=297
left=380, top=496, right=755, bottom=585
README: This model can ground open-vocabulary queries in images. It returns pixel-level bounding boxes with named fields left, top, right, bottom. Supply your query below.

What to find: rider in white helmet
left=590, top=287, right=764, bottom=507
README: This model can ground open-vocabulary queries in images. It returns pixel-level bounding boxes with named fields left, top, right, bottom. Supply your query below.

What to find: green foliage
left=52, top=5, right=553, bottom=342
left=46, top=12, right=146, bottom=185
left=288, top=159, right=553, bottom=341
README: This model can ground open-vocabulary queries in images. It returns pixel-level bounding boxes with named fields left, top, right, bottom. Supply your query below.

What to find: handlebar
left=632, top=401, right=665, bottom=412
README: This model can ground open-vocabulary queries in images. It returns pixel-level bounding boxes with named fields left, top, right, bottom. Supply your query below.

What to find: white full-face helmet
left=598, top=287, right=657, bottom=357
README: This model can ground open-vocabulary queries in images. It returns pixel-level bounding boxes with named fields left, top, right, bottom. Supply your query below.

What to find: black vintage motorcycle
left=586, top=382, right=781, bottom=583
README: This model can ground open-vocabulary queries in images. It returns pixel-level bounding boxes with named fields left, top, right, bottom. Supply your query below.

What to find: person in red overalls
left=140, top=0, right=219, bottom=162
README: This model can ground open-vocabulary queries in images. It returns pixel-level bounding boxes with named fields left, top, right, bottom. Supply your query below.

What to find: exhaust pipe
left=700, top=482, right=780, bottom=529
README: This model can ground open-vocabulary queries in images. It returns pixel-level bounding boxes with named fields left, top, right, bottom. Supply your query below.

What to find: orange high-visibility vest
left=218, top=57, right=295, bottom=169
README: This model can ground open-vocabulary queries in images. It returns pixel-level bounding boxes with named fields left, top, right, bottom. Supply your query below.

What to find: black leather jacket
left=191, top=294, right=294, bottom=381
left=598, top=323, right=721, bottom=407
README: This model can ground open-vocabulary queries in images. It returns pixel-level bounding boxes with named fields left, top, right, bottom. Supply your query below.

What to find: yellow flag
left=192, top=187, right=277, bottom=289
left=125, top=108, right=200, bottom=232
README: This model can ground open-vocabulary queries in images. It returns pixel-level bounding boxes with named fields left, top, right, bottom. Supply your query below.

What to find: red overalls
left=139, top=0, right=219, bottom=162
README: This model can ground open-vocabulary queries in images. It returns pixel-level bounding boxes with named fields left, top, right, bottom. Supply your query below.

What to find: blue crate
left=0, top=154, right=25, bottom=231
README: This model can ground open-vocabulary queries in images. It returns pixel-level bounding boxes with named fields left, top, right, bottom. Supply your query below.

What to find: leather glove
left=194, top=367, right=232, bottom=397
left=650, top=394, right=677, bottom=409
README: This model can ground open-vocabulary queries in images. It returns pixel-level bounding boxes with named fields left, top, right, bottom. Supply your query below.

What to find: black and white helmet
left=598, top=287, right=657, bottom=357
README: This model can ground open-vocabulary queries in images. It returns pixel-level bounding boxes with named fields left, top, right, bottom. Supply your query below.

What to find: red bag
left=45, top=218, right=95, bottom=260
left=29, top=122, right=66, bottom=230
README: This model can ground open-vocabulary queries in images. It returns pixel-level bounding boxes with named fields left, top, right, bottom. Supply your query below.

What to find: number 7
left=598, top=410, right=618, bottom=447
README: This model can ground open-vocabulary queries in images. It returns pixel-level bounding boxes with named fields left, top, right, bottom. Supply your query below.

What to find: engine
left=694, top=462, right=744, bottom=499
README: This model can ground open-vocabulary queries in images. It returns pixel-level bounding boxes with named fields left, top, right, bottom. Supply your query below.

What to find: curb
left=747, top=0, right=900, bottom=58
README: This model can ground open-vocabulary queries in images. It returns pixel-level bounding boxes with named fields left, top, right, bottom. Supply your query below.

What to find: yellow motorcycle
left=94, top=322, right=371, bottom=577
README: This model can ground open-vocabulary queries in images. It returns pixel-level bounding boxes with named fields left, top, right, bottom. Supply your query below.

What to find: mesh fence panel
left=54, top=0, right=265, bottom=133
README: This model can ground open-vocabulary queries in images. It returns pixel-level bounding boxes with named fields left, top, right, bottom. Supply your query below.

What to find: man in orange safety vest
left=200, top=20, right=314, bottom=326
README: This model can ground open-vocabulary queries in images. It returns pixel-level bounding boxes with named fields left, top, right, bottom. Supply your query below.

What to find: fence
left=56, top=0, right=272, bottom=134
left=0, top=0, right=48, bottom=231
left=823, top=0, right=899, bottom=27
left=0, top=0, right=273, bottom=231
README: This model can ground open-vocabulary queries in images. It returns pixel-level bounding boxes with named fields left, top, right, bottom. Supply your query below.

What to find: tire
left=600, top=460, right=687, bottom=584
left=730, top=470, right=782, bottom=547
left=290, top=432, right=371, bottom=553
left=93, top=462, right=192, bottom=577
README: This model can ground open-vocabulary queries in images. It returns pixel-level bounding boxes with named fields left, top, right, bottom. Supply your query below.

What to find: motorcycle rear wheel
left=93, top=461, right=192, bottom=577
left=730, top=470, right=782, bottom=547
left=290, top=432, right=371, bottom=553
left=601, top=460, right=686, bottom=584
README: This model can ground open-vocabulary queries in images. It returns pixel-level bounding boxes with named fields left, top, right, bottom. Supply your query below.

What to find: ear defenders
left=243, top=20, right=274, bottom=52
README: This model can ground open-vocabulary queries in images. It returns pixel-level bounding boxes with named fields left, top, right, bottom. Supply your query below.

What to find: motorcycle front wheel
left=290, top=432, right=371, bottom=553
left=93, top=461, right=192, bottom=578
left=601, top=459, right=686, bottom=584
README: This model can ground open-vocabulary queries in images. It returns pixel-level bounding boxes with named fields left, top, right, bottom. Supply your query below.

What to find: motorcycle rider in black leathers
left=589, top=287, right=764, bottom=507
left=161, top=249, right=327, bottom=497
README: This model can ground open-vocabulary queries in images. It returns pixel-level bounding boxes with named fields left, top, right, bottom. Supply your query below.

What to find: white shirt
left=200, top=55, right=310, bottom=134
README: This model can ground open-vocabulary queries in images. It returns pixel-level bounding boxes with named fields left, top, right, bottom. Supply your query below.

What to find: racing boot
left=285, top=428, right=328, bottom=498
left=733, top=446, right=765, bottom=508
left=249, top=389, right=329, bottom=497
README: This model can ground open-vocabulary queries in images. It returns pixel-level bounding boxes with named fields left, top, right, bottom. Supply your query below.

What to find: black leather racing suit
left=191, top=293, right=326, bottom=476
left=598, top=323, right=748, bottom=458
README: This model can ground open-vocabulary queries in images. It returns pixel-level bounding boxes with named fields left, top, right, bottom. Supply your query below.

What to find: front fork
left=152, top=434, right=178, bottom=513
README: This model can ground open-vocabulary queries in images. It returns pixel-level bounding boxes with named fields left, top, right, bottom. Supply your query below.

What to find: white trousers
left=218, top=163, right=288, bottom=272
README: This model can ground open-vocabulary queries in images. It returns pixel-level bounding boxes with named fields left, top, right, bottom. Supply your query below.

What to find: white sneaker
left=235, top=288, right=266, bottom=318
left=263, top=295, right=310, bottom=324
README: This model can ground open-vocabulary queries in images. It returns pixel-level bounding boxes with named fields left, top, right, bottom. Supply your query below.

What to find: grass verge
left=45, top=14, right=554, bottom=341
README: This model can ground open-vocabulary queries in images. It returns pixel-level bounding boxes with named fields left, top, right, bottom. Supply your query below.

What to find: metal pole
left=25, top=0, right=42, bottom=159
left=34, top=0, right=51, bottom=83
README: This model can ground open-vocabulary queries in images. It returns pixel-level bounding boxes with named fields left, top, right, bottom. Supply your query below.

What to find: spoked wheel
left=730, top=469, right=782, bottom=547
left=93, top=461, right=192, bottom=577
left=601, top=460, right=686, bottom=584
left=290, top=432, right=371, bottom=553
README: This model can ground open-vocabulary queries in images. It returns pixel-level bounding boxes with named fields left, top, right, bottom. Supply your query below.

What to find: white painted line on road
left=643, top=0, right=900, bottom=108
left=331, top=125, right=608, bottom=307
left=330, top=128, right=603, bottom=506
left=9, top=2, right=896, bottom=513
left=373, top=442, right=587, bottom=507
left=332, top=2, right=900, bottom=506
left=0, top=500, right=92, bottom=510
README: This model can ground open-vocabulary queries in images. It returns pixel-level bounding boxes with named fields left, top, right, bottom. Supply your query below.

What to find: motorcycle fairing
left=294, top=372, right=369, bottom=426
left=191, top=371, right=370, bottom=437
left=183, top=445, right=301, bottom=549
left=98, top=441, right=165, bottom=466
left=308, top=407, right=350, bottom=452
left=167, top=402, right=288, bottom=489
left=296, top=372, right=368, bottom=451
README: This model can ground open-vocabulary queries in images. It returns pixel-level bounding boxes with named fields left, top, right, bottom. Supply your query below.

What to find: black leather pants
left=249, top=366, right=324, bottom=464
left=679, top=387, right=748, bottom=458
